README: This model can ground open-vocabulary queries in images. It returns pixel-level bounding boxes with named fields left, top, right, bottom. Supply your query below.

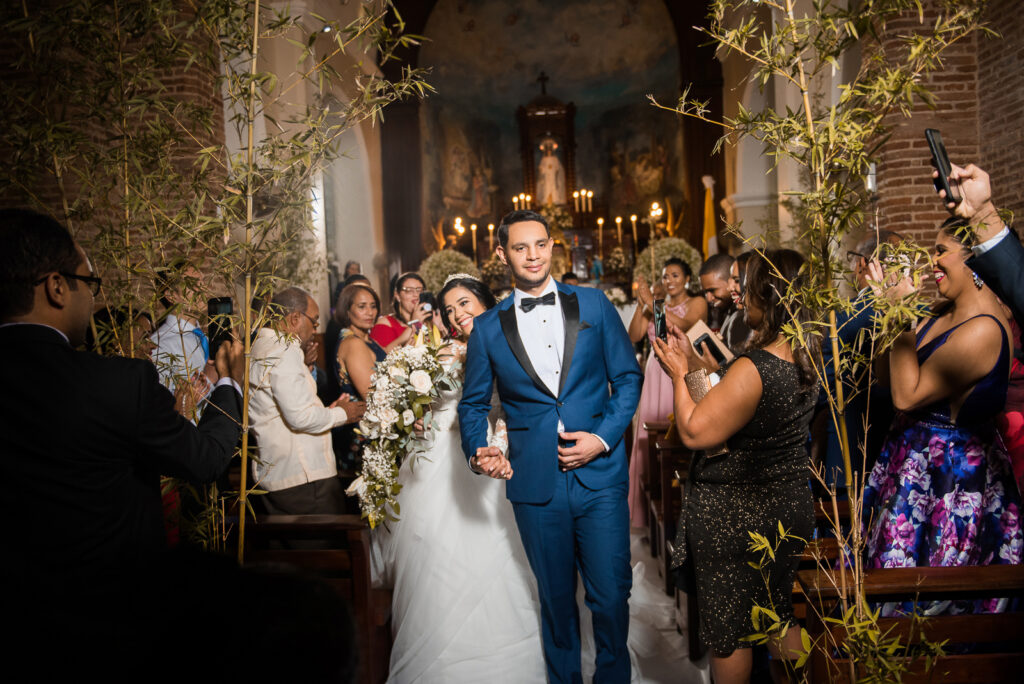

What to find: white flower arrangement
left=604, top=287, right=629, bottom=307
left=345, top=339, right=462, bottom=528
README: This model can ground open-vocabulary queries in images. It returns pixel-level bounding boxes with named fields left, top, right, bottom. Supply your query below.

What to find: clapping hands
left=652, top=324, right=695, bottom=380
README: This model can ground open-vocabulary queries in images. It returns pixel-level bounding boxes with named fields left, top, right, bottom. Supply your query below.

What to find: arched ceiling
left=420, top=0, right=679, bottom=117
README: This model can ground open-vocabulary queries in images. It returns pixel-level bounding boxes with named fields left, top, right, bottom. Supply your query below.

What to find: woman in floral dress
left=864, top=217, right=1023, bottom=614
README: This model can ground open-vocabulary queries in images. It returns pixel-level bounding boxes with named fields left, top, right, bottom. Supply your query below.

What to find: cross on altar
left=536, top=71, right=549, bottom=95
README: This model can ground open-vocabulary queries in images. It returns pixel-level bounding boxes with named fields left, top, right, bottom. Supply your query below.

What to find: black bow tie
left=520, top=291, right=556, bottom=313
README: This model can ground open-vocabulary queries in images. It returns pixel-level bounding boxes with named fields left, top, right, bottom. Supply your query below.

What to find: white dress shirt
left=248, top=327, right=349, bottom=492
left=973, top=225, right=1010, bottom=256
left=512, top=279, right=609, bottom=450
left=513, top=277, right=565, bottom=396
left=150, top=314, right=207, bottom=391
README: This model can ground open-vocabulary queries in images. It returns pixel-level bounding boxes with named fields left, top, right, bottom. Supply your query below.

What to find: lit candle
left=587, top=190, right=593, bottom=213
left=488, top=223, right=494, bottom=252
left=470, top=223, right=478, bottom=265
left=630, top=214, right=638, bottom=258
left=597, top=217, right=604, bottom=260
left=513, top=195, right=519, bottom=210
left=615, top=216, right=622, bottom=243
left=525, top=194, right=531, bottom=209
left=573, top=191, right=580, bottom=212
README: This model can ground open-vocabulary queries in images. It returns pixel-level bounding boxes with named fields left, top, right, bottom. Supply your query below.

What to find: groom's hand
left=557, top=432, right=605, bottom=471
left=471, top=446, right=513, bottom=480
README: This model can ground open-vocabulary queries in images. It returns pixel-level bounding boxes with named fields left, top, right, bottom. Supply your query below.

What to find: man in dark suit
left=0, top=209, right=244, bottom=612
left=938, top=163, right=1023, bottom=328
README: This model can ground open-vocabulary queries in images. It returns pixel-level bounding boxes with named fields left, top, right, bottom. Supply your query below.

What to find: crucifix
left=536, top=71, right=549, bottom=96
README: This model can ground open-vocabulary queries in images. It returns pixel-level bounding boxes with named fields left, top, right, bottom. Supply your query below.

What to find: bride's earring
left=972, top=270, right=984, bottom=289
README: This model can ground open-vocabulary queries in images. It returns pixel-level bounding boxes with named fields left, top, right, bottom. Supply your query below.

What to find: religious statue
left=535, top=137, right=565, bottom=206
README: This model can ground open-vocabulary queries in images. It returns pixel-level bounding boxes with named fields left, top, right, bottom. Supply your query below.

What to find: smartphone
left=652, top=299, right=668, bottom=342
left=925, top=128, right=962, bottom=207
left=693, top=333, right=727, bottom=364
left=207, top=297, right=233, bottom=360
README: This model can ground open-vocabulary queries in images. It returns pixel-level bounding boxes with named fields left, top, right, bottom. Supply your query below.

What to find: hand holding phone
left=652, top=299, right=668, bottom=342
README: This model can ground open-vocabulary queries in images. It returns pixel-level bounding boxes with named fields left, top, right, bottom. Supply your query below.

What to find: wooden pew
left=243, top=514, right=392, bottom=684
left=652, top=436, right=691, bottom=595
left=798, top=564, right=1024, bottom=683
left=642, top=419, right=670, bottom=558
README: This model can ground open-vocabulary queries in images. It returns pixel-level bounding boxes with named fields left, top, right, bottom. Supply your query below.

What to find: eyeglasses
left=299, top=311, right=320, bottom=329
left=400, top=286, right=423, bottom=295
left=846, top=250, right=865, bottom=264
left=34, top=271, right=103, bottom=296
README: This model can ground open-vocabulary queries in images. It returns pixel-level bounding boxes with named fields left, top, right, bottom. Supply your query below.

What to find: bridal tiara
left=442, top=272, right=482, bottom=288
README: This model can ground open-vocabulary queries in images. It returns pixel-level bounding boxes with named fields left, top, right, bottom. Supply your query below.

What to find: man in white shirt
left=150, top=264, right=213, bottom=397
left=249, top=286, right=365, bottom=513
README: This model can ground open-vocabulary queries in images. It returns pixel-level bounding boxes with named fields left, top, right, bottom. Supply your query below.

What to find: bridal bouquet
left=346, top=340, right=462, bottom=528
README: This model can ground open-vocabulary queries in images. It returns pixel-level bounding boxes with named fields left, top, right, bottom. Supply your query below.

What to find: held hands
left=557, top=431, right=605, bottom=471
left=471, top=446, right=513, bottom=480
left=174, top=371, right=211, bottom=419
left=332, top=393, right=366, bottom=423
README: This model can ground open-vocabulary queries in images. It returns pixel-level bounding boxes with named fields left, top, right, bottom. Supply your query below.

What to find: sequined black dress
left=672, top=349, right=817, bottom=654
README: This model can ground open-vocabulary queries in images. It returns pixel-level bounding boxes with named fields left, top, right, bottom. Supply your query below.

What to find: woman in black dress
left=654, top=249, right=818, bottom=683
left=334, top=283, right=387, bottom=470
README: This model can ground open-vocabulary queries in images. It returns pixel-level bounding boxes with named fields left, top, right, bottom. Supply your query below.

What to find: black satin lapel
left=559, top=291, right=580, bottom=396
left=499, top=306, right=555, bottom=399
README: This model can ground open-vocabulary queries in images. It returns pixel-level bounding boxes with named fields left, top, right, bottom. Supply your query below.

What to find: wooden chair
left=243, top=514, right=392, bottom=684
left=798, top=564, right=1024, bottom=683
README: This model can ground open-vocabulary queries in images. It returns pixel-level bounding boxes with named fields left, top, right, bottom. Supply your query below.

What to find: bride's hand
left=471, top=446, right=513, bottom=479
left=413, top=417, right=425, bottom=437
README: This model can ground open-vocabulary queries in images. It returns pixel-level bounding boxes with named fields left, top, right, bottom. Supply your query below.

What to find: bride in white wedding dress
left=372, top=275, right=546, bottom=683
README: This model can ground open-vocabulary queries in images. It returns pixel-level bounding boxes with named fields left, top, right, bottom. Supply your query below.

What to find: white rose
left=409, top=369, right=433, bottom=394
left=344, top=475, right=367, bottom=498
left=402, top=409, right=416, bottom=426
left=379, top=406, right=399, bottom=427
left=388, top=365, right=406, bottom=380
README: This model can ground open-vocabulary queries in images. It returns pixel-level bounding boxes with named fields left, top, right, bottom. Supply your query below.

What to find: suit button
left=557, top=401, right=563, bottom=407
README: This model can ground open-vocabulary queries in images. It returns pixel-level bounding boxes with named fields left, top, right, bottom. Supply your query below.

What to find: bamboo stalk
left=237, top=0, right=261, bottom=565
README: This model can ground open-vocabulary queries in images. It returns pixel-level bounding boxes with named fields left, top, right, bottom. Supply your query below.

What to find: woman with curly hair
left=654, top=249, right=819, bottom=683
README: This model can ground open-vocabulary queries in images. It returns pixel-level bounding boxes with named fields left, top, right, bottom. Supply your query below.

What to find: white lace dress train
left=372, top=377, right=545, bottom=683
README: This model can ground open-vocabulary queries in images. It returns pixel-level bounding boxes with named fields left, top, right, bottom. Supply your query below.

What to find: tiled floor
left=578, top=531, right=711, bottom=683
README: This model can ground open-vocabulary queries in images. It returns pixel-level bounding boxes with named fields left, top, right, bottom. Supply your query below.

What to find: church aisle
left=578, top=532, right=710, bottom=683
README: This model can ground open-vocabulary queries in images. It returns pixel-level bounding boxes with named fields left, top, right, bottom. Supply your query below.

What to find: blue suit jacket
left=458, top=282, right=642, bottom=504
left=969, top=232, right=1024, bottom=331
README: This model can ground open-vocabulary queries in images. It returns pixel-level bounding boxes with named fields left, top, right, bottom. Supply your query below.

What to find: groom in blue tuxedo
left=459, top=211, right=642, bottom=683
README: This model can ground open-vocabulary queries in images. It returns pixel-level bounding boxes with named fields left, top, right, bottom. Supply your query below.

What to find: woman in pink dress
left=626, top=257, right=707, bottom=527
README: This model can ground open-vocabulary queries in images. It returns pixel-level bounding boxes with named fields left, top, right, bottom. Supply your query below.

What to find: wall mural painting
left=419, top=0, right=682, bottom=256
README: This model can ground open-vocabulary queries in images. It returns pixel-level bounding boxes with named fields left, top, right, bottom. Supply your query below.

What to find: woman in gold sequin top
left=654, top=249, right=819, bottom=684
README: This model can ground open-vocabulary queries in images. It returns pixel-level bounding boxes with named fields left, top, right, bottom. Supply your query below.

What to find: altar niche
left=516, top=72, right=576, bottom=208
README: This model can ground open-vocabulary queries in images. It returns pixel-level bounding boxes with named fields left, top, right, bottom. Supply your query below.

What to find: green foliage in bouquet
left=419, top=249, right=480, bottom=294
left=349, top=342, right=462, bottom=528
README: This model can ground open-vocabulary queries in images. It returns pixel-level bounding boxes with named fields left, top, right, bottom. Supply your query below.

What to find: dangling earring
left=972, top=271, right=984, bottom=289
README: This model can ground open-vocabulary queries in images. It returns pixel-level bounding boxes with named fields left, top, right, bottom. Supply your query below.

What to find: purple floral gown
left=864, top=314, right=1023, bottom=615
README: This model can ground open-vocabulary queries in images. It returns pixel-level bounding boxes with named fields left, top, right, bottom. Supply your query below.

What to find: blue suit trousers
left=512, top=471, right=632, bottom=684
